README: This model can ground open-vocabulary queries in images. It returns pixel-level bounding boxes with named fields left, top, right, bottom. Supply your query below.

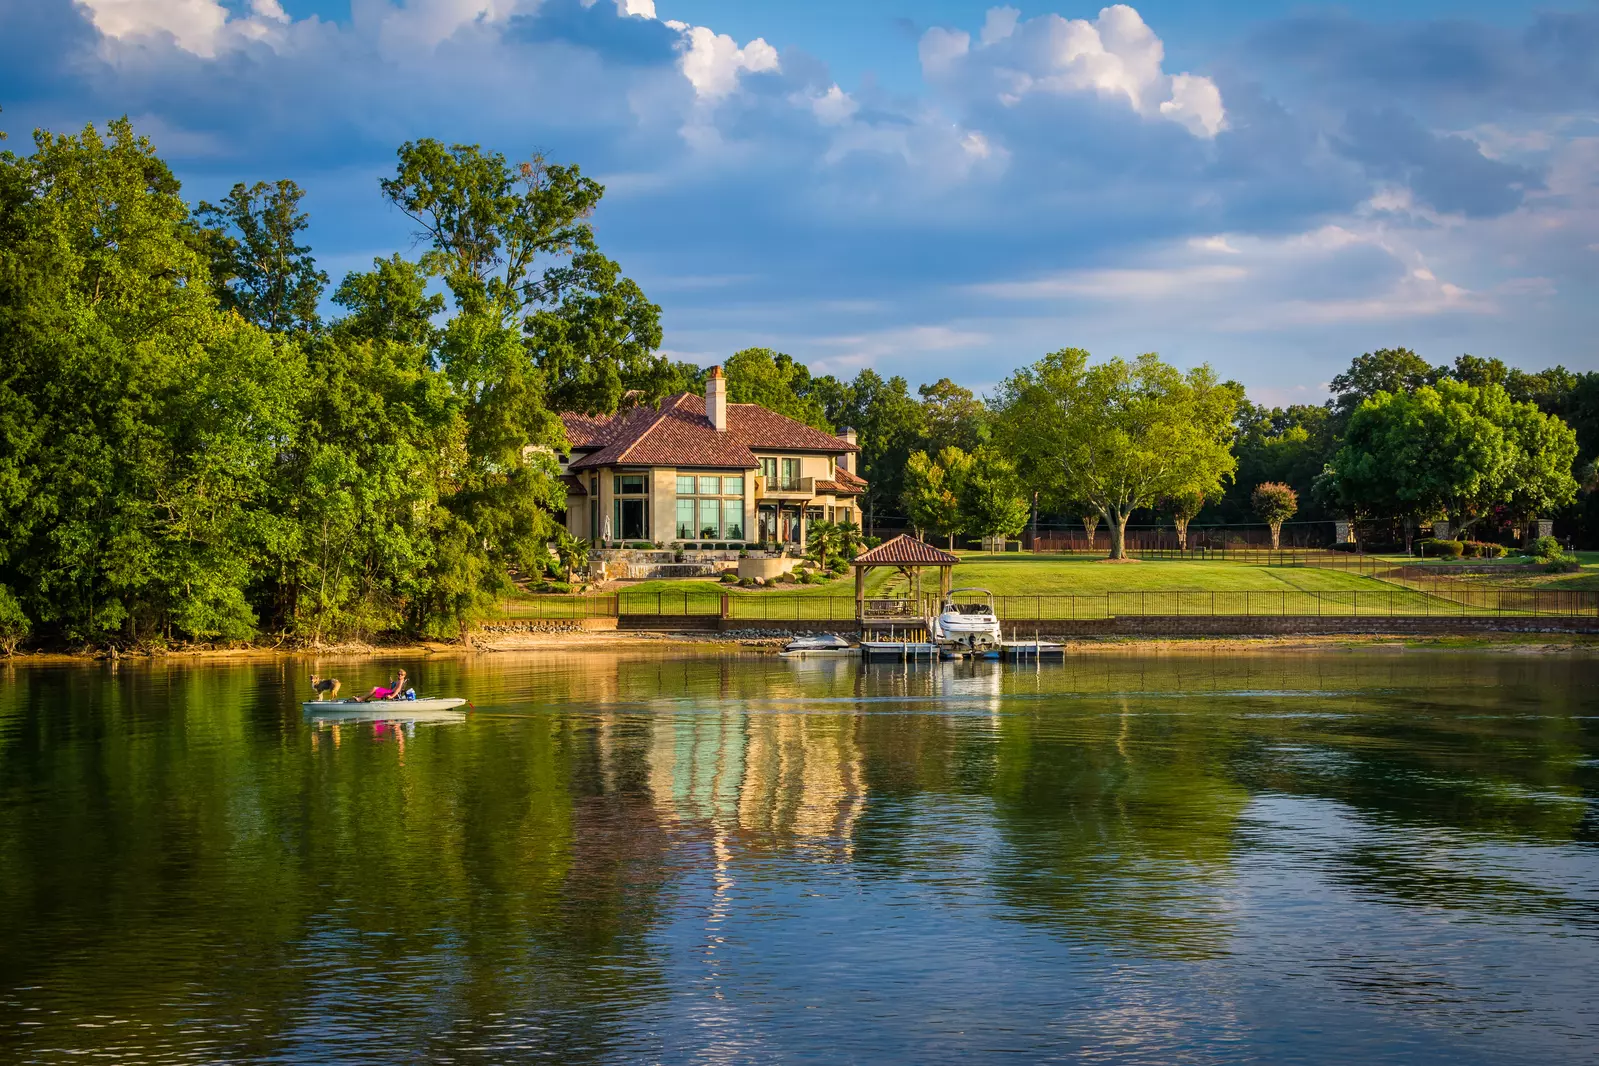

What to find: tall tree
left=1325, top=380, right=1577, bottom=542
left=0, top=119, right=299, bottom=644
left=378, top=140, right=595, bottom=634
left=1329, top=348, right=1438, bottom=419
left=961, top=446, right=1029, bottom=540
left=918, top=377, right=988, bottom=454
left=901, top=447, right=972, bottom=548
left=848, top=370, right=924, bottom=534
left=993, top=350, right=1238, bottom=559
left=195, top=179, right=328, bottom=333
left=722, top=348, right=830, bottom=429
left=332, top=254, right=444, bottom=347
left=527, top=249, right=667, bottom=414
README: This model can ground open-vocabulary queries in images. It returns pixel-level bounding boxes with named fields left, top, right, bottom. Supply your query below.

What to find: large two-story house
left=558, top=368, right=866, bottom=548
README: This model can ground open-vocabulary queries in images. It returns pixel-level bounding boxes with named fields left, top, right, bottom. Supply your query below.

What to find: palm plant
left=552, top=529, right=591, bottom=581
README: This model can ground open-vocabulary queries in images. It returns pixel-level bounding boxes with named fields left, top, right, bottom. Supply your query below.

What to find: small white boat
left=301, top=697, right=468, bottom=721
left=932, top=588, right=1002, bottom=652
left=780, top=633, right=855, bottom=655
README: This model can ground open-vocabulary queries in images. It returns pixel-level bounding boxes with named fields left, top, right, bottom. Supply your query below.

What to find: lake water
left=1, top=649, right=1596, bottom=1064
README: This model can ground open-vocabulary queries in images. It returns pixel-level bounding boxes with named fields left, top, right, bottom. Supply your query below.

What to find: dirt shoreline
left=7, top=629, right=1599, bottom=665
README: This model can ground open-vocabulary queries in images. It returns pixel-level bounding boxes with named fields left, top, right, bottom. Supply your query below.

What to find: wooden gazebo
left=851, top=534, right=959, bottom=623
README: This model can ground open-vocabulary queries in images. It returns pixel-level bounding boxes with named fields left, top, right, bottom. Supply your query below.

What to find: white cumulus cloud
left=676, top=25, right=779, bottom=100
left=922, top=4, right=1226, bottom=138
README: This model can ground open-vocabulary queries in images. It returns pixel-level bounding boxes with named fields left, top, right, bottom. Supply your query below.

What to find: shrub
left=0, top=586, right=29, bottom=655
left=720, top=572, right=739, bottom=583
left=1327, top=542, right=1359, bottom=553
left=533, top=580, right=573, bottom=595
left=795, top=570, right=812, bottom=584
left=739, top=577, right=755, bottom=588
left=1532, top=535, right=1563, bottom=561
left=1467, top=542, right=1507, bottom=559
left=1421, top=539, right=1465, bottom=559
left=1460, top=541, right=1480, bottom=558
left=1545, top=558, right=1581, bottom=573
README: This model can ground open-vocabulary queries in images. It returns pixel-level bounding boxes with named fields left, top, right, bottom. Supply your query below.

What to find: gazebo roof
left=851, top=534, right=959, bottom=567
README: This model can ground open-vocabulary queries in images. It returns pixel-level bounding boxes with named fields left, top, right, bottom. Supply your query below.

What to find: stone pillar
left=1334, top=520, right=1352, bottom=544
left=1432, top=520, right=1452, bottom=540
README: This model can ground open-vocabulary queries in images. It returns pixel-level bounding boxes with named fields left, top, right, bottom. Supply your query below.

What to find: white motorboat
left=780, top=633, right=856, bottom=655
left=932, top=588, right=1002, bottom=652
left=301, top=697, right=469, bottom=723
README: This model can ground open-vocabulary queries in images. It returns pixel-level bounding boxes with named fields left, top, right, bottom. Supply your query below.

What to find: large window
left=676, top=470, right=745, bottom=541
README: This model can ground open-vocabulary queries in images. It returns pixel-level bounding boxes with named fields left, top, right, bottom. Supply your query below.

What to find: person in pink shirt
left=364, top=669, right=407, bottom=702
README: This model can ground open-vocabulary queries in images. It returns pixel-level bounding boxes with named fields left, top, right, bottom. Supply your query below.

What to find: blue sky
left=3, top=0, right=1596, bottom=405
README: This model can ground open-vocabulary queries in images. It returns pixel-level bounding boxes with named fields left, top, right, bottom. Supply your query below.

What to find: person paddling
left=364, top=669, right=408, bottom=702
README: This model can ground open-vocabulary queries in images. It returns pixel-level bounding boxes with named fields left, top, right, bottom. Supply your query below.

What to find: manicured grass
left=497, top=552, right=1596, bottom=619
left=887, top=553, right=1394, bottom=596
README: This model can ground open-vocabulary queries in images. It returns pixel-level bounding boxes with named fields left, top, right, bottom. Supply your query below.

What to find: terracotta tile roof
left=852, top=534, right=959, bottom=567
left=818, top=467, right=867, bottom=495
left=560, top=474, right=587, bottom=496
left=565, top=393, right=862, bottom=475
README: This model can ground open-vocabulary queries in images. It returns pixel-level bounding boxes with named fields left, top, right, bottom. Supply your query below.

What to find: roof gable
left=564, top=393, right=860, bottom=472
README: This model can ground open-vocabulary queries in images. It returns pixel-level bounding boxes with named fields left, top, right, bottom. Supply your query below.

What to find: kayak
left=301, top=697, right=468, bottom=720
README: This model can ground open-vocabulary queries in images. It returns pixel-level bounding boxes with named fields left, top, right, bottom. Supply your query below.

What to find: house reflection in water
left=647, top=703, right=867, bottom=853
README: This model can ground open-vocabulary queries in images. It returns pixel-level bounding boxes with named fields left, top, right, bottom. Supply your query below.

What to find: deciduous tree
left=1250, top=483, right=1298, bottom=549
left=993, top=350, right=1238, bottom=559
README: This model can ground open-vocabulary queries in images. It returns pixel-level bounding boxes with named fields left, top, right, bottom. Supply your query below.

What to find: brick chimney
left=837, top=427, right=856, bottom=471
left=706, top=366, right=727, bottom=431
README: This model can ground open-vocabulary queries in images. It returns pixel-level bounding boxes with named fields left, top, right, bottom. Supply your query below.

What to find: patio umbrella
left=601, top=513, right=613, bottom=543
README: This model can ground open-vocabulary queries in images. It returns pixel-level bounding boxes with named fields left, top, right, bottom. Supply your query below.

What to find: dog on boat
left=310, top=674, right=341, bottom=701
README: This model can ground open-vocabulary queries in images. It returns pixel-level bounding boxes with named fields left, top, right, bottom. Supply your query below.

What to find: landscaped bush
left=1327, top=542, right=1359, bottom=553
left=720, top=572, right=739, bottom=583
left=1532, top=535, right=1563, bottom=561
left=796, top=570, right=812, bottom=584
left=739, top=577, right=756, bottom=587
left=1545, top=558, right=1581, bottom=573
left=532, top=580, right=573, bottom=594
left=1421, top=539, right=1465, bottom=559
left=1463, top=541, right=1507, bottom=558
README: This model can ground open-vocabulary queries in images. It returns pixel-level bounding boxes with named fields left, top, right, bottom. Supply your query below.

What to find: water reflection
left=0, top=650, right=1595, bottom=1063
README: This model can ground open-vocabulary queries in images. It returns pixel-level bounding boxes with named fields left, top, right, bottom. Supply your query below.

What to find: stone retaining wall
left=479, top=617, right=618, bottom=633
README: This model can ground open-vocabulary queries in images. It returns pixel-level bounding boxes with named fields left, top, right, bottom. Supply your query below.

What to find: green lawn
left=495, top=552, right=1596, bottom=619
left=886, top=553, right=1390, bottom=595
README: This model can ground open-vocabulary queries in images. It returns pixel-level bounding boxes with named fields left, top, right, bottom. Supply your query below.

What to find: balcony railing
left=755, top=475, right=814, bottom=498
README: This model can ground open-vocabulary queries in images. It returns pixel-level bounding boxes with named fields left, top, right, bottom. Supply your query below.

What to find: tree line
left=749, top=346, right=1592, bottom=560
left=0, top=117, right=705, bottom=649
left=0, top=115, right=1591, bottom=647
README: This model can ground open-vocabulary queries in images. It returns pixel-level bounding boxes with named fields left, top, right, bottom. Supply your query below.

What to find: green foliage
left=1330, top=348, right=1437, bottom=418
left=332, top=255, right=444, bottom=347
left=1251, top=482, right=1298, bottom=548
left=0, top=118, right=653, bottom=648
left=1531, top=535, right=1563, bottom=561
left=961, top=446, right=1030, bottom=538
left=918, top=377, right=988, bottom=454
left=1325, top=380, right=1577, bottom=540
left=993, top=350, right=1239, bottom=559
left=901, top=447, right=972, bottom=547
left=0, top=584, right=30, bottom=654
left=194, top=179, right=328, bottom=333
left=1421, top=539, right=1465, bottom=559
left=0, top=119, right=299, bottom=644
left=722, top=348, right=830, bottom=429
left=528, top=249, right=670, bottom=414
